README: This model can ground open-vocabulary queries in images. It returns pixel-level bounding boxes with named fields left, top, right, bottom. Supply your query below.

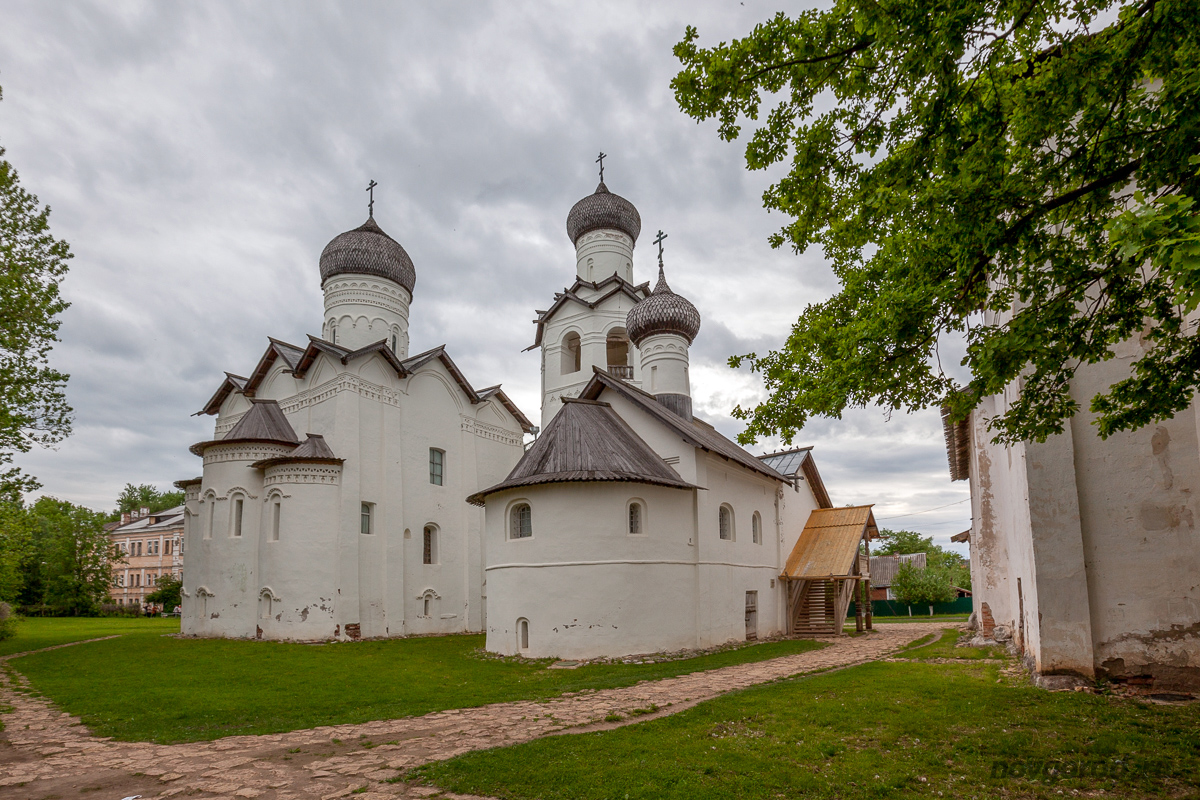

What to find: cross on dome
left=366, top=179, right=378, bottom=217
left=596, top=151, right=606, bottom=182
left=653, top=229, right=667, bottom=268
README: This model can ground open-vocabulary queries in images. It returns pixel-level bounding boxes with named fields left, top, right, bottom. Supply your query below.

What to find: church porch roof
left=467, top=397, right=695, bottom=505
left=781, top=505, right=879, bottom=581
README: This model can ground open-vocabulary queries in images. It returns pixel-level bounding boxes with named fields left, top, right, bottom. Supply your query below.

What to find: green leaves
left=0, top=131, right=73, bottom=491
left=675, top=0, right=1200, bottom=445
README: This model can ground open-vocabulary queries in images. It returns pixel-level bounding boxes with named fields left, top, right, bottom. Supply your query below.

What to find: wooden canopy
left=781, top=505, right=878, bottom=636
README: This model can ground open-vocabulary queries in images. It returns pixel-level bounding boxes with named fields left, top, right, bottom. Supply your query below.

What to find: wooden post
left=855, top=580, right=864, bottom=633
left=865, top=580, right=873, bottom=630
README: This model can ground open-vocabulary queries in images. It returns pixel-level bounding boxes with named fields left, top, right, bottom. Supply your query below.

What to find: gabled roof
left=467, top=398, right=695, bottom=505
left=868, top=552, right=927, bottom=587
left=527, top=275, right=650, bottom=351
left=580, top=369, right=789, bottom=484
left=197, top=372, right=249, bottom=416
left=189, top=399, right=299, bottom=456
left=782, top=505, right=879, bottom=580
left=942, top=405, right=970, bottom=481
left=251, top=433, right=343, bottom=469
left=200, top=336, right=535, bottom=434
left=240, top=338, right=307, bottom=398
left=758, top=447, right=833, bottom=508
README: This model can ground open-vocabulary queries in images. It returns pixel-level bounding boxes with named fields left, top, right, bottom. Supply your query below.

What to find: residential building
left=109, top=505, right=185, bottom=607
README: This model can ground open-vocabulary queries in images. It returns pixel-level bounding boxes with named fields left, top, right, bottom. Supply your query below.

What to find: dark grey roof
left=319, top=216, right=416, bottom=295
left=190, top=399, right=298, bottom=456
left=527, top=275, right=650, bottom=350
left=565, top=182, right=641, bottom=246
left=468, top=398, right=695, bottom=505
left=626, top=265, right=701, bottom=345
left=251, top=433, right=342, bottom=469
left=580, top=369, right=789, bottom=484
left=197, top=372, right=250, bottom=416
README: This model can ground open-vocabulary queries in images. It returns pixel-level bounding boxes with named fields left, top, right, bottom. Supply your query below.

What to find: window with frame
left=429, top=448, right=444, bottom=486
left=361, top=503, right=373, bottom=535
left=423, top=525, right=438, bottom=564
left=719, top=505, right=734, bottom=540
left=752, top=512, right=762, bottom=545
left=628, top=502, right=642, bottom=535
left=510, top=503, right=532, bottom=539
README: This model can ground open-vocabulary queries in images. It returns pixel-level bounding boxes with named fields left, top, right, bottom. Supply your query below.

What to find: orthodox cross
left=653, top=229, right=667, bottom=267
left=596, top=151, right=606, bottom=182
left=366, top=179, right=378, bottom=217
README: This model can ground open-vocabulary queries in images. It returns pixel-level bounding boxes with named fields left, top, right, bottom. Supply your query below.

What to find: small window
left=719, top=505, right=734, bottom=541
left=628, top=502, right=642, bottom=535
left=233, top=497, right=244, bottom=538
left=423, top=594, right=431, bottom=616
left=518, top=618, right=529, bottom=650
left=510, top=503, right=532, bottom=539
left=423, top=525, right=438, bottom=565
left=391, top=332, right=398, bottom=352
left=330, top=325, right=337, bottom=345
left=560, top=332, right=581, bottom=374
left=361, top=503, right=373, bottom=535
left=164, top=540, right=172, bottom=556
left=271, top=500, right=281, bottom=542
left=430, top=448, right=444, bottom=486
left=206, top=498, right=215, bottom=540
left=752, top=512, right=762, bottom=545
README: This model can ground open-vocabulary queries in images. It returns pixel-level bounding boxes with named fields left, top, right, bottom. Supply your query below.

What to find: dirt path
left=0, top=623, right=944, bottom=800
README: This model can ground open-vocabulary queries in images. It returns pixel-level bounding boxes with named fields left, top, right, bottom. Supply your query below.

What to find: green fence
left=848, top=597, right=973, bottom=618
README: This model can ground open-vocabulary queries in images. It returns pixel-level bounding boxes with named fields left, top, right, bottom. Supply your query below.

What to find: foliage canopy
left=0, top=86, right=73, bottom=496
left=673, top=0, right=1200, bottom=445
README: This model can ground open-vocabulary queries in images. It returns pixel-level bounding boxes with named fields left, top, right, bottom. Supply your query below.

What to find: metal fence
left=848, top=597, right=973, bottom=617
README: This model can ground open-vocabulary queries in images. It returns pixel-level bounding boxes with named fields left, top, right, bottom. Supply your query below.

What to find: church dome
left=566, top=182, right=642, bottom=246
left=319, top=216, right=416, bottom=295
left=627, top=265, right=701, bottom=346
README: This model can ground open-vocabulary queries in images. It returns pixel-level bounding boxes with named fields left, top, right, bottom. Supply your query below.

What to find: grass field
left=0, top=616, right=179, bottom=657
left=414, top=629, right=1200, bottom=800
left=7, top=623, right=825, bottom=743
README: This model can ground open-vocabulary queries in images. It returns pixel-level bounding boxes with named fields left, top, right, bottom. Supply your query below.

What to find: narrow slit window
left=271, top=501, right=281, bottom=542
left=519, top=618, right=529, bottom=650
left=429, top=448, right=444, bottom=486
left=752, top=512, right=762, bottom=545
left=233, top=497, right=244, bottom=537
left=423, top=594, right=432, bottom=616
left=423, top=525, right=437, bottom=564
left=628, top=502, right=642, bottom=534
left=719, top=506, right=733, bottom=540
left=361, top=503, right=373, bottom=535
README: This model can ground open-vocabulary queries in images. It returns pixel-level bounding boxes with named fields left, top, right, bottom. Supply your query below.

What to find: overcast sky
left=0, top=0, right=970, bottom=549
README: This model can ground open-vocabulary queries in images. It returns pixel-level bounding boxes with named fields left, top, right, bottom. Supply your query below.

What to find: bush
left=99, top=602, right=141, bottom=617
left=891, top=563, right=957, bottom=607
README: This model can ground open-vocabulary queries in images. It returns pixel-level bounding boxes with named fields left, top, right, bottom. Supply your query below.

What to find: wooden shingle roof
left=467, top=398, right=695, bottom=505
left=782, top=505, right=878, bottom=580
left=189, top=399, right=299, bottom=456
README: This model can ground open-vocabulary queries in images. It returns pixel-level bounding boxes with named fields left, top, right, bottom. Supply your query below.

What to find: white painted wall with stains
left=964, top=337, right=1200, bottom=689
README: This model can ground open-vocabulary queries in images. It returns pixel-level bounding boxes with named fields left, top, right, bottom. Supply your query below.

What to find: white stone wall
left=323, top=273, right=412, bottom=354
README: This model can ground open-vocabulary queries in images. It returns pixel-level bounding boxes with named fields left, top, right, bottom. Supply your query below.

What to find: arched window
left=560, top=332, right=582, bottom=374
left=391, top=331, right=398, bottom=352
left=517, top=617, right=530, bottom=650
left=205, top=494, right=215, bottom=540
left=423, top=594, right=431, bottom=616
left=270, top=499, right=282, bottom=542
left=719, top=505, right=734, bottom=541
left=423, top=525, right=438, bottom=564
left=510, top=503, right=532, bottom=539
left=231, top=495, right=244, bottom=538
left=330, top=325, right=338, bottom=345
left=628, top=501, right=643, bottom=535
left=421, top=590, right=437, bottom=617
left=752, top=512, right=762, bottom=545
left=360, top=502, right=373, bottom=535
left=606, top=328, right=630, bottom=369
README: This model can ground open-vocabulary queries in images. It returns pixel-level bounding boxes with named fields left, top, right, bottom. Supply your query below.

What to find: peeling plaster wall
left=968, top=351, right=1200, bottom=688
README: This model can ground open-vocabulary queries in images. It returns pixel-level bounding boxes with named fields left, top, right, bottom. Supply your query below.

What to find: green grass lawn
left=0, top=616, right=179, bottom=657
left=7, top=628, right=825, bottom=743
left=415, top=630, right=1200, bottom=800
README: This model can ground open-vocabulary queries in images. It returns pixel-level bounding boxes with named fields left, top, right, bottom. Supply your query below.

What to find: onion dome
left=566, top=182, right=642, bottom=245
left=626, top=264, right=701, bottom=346
left=319, top=216, right=416, bottom=295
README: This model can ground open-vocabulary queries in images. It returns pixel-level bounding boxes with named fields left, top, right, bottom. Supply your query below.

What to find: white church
left=179, top=170, right=878, bottom=657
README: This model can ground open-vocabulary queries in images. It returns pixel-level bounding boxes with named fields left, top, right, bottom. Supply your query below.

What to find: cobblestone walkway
left=0, top=623, right=943, bottom=800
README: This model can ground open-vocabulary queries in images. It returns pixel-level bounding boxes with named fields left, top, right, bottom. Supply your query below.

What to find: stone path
left=0, top=623, right=943, bottom=800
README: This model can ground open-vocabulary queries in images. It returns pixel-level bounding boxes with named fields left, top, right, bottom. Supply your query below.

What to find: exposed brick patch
left=980, top=602, right=995, bottom=638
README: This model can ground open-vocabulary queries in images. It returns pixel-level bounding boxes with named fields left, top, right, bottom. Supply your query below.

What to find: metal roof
left=782, top=505, right=878, bottom=580
left=759, top=448, right=812, bottom=477
left=467, top=398, right=695, bottom=505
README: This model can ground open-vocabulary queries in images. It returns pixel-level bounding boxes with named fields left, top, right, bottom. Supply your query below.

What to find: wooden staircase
left=792, top=579, right=839, bottom=635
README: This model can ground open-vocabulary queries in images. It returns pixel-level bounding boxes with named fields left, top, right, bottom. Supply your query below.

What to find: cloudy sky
left=0, top=0, right=970, bottom=549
